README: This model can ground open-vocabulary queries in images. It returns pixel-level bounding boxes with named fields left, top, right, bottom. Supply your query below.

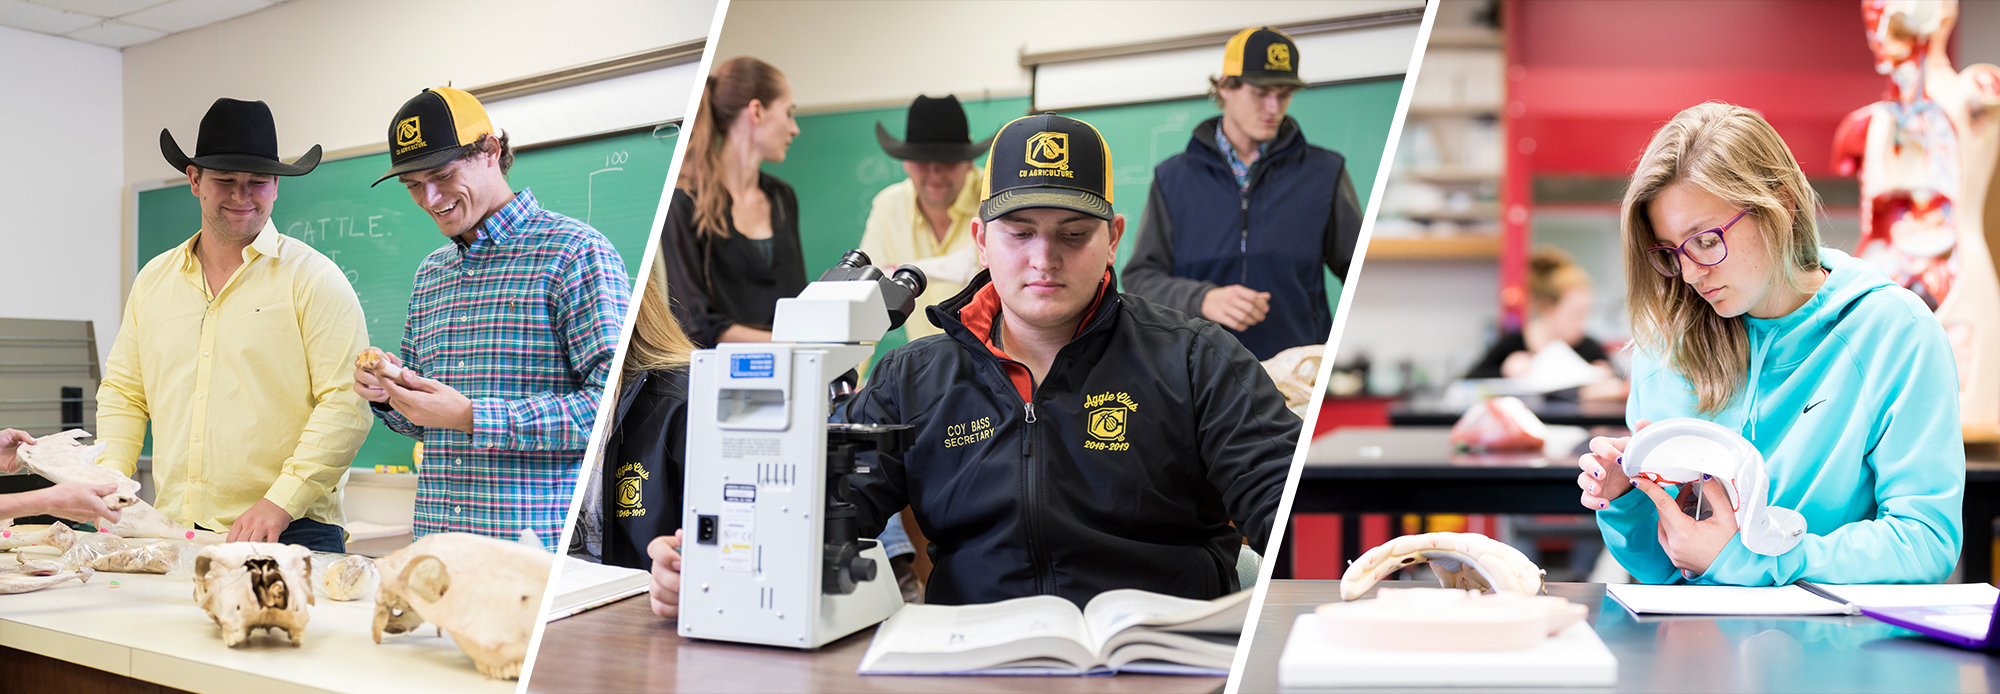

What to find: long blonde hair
left=676, top=56, right=788, bottom=240
left=624, top=253, right=697, bottom=380
left=1621, top=102, right=1823, bottom=413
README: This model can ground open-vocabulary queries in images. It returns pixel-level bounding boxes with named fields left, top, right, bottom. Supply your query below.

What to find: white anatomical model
left=321, top=554, right=379, bottom=601
left=0, top=523, right=77, bottom=552
left=0, top=554, right=93, bottom=594
left=14, top=430, right=139, bottom=509
left=1316, top=588, right=1587, bottom=652
left=1836, top=0, right=2000, bottom=439
left=1341, top=532, right=1547, bottom=600
left=372, top=533, right=555, bottom=680
left=193, top=543, right=314, bottom=647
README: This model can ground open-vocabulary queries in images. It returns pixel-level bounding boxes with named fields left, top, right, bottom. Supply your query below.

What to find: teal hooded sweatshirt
left=1601, top=248, right=1965, bottom=585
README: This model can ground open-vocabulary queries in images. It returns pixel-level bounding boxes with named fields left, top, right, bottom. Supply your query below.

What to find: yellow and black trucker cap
left=372, top=87, right=494, bottom=187
left=1222, top=26, right=1308, bottom=88
left=979, top=113, right=1114, bottom=222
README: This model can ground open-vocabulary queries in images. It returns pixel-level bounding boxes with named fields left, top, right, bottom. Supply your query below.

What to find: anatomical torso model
left=1836, top=0, right=2000, bottom=438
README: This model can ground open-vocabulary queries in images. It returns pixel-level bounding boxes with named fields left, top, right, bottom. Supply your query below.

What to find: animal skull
left=1341, top=532, right=1547, bottom=600
left=372, top=533, right=555, bottom=679
left=193, top=543, right=314, bottom=647
left=15, top=429, right=139, bottom=509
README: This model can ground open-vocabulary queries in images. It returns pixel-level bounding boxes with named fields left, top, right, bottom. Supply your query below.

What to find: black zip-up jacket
left=1124, top=115, right=1361, bottom=360
left=599, top=367, right=690, bottom=570
left=844, top=269, right=1298, bottom=607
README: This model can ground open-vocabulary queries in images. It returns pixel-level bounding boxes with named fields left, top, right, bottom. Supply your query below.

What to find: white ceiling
left=0, top=0, right=293, bottom=49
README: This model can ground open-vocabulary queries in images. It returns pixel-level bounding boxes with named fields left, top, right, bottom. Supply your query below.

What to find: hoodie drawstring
left=1743, top=325, right=1771, bottom=442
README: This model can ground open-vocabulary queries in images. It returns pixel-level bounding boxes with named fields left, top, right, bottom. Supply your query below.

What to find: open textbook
left=858, top=589, right=1250, bottom=676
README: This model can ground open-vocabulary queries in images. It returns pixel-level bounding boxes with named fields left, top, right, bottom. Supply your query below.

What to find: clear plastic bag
left=61, top=532, right=182, bottom=574
left=311, top=552, right=379, bottom=601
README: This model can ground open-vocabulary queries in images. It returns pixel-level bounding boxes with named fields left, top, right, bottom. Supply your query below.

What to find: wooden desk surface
left=525, top=595, right=1225, bottom=694
left=1241, top=580, right=2000, bottom=693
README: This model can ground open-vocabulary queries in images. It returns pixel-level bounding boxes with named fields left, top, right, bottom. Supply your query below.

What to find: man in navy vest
left=1125, top=26, right=1361, bottom=360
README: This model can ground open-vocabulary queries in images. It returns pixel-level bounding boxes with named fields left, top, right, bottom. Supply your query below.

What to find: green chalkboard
left=135, top=126, right=679, bottom=470
left=761, top=77, right=1403, bottom=362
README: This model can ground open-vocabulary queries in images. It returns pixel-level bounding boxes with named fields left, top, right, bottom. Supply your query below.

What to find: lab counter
left=1243, top=579, right=2000, bottom=692
left=0, top=560, right=513, bottom=694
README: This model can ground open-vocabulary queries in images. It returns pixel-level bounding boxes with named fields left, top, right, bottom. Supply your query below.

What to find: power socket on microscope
left=696, top=515, right=718, bottom=544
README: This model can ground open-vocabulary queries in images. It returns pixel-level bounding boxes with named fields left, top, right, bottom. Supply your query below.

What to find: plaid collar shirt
left=373, top=189, right=630, bottom=549
left=1214, top=125, right=1268, bottom=191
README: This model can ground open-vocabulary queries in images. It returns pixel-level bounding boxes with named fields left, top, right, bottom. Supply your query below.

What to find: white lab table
left=0, top=556, right=515, bottom=694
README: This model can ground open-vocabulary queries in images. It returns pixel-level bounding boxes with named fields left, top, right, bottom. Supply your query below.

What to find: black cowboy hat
left=874, top=95, right=995, bottom=163
left=161, top=98, right=322, bottom=176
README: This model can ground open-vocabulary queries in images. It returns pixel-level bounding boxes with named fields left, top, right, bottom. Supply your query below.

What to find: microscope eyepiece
left=889, top=266, right=927, bottom=297
left=834, top=250, right=872, bottom=270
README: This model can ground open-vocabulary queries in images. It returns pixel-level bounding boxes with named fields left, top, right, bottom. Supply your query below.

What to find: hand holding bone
left=377, top=372, right=475, bottom=433
left=353, top=347, right=408, bottom=402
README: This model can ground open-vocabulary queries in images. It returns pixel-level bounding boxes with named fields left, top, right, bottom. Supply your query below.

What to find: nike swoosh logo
left=1804, top=399, right=1827, bottom=414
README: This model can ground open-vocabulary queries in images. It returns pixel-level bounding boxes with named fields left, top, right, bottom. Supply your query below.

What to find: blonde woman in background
left=1466, top=246, right=1629, bottom=401
left=1577, top=102, right=1963, bottom=585
left=660, top=56, right=804, bottom=347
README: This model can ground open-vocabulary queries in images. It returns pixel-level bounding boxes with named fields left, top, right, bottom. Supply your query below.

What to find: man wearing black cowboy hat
left=95, top=98, right=372, bottom=553
left=1125, top=26, right=1363, bottom=361
left=859, top=94, right=996, bottom=340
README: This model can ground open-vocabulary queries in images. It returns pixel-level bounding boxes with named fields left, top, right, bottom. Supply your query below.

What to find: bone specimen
left=321, top=554, right=379, bottom=601
left=1316, top=587, right=1588, bottom=651
left=0, top=523, right=77, bottom=551
left=0, top=554, right=92, bottom=594
left=355, top=346, right=411, bottom=386
left=194, top=543, right=314, bottom=647
left=1262, top=344, right=1326, bottom=413
left=372, top=533, right=555, bottom=679
left=15, top=429, right=139, bottom=509
left=1341, top=532, right=1547, bottom=601
left=63, top=533, right=180, bottom=574
left=99, top=499, right=226, bottom=545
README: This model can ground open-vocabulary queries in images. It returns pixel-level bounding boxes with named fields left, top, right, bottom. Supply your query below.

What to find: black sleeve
left=840, top=352, right=911, bottom=538
left=1465, top=331, right=1527, bottom=379
left=1122, top=174, right=1217, bottom=320
left=1573, top=336, right=1611, bottom=364
left=1189, top=325, right=1299, bottom=551
left=660, top=189, right=733, bottom=348
left=1324, top=165, right=1362, bottom=284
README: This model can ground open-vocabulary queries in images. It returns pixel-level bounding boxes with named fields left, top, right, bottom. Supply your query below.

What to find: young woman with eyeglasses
left=1574, top=102, right=1964, bottom=585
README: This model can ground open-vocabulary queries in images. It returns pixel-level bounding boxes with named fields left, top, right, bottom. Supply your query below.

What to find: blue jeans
left=200, top=518, right=346, bottom=554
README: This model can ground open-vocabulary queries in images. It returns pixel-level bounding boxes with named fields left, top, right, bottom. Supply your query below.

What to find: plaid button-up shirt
left=374, top=189, right=629, bottom=549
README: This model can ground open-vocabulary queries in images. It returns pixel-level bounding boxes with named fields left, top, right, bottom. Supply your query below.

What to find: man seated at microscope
left=646, top=113, right=1297, bottom=613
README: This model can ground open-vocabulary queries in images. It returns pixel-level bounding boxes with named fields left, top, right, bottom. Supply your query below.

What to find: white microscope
left=679, top=250, right=924, bottom=648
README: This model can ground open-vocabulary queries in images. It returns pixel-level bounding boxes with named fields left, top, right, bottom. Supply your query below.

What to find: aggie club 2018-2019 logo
left=1084, top=392, right=1137, bottom=451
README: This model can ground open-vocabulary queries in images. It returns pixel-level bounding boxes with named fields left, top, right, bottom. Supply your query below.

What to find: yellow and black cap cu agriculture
left=372, top=87, right=494, bottom=187
left=979, top=113, right=1114, bottom=222
left=1222, top=26, right=1307, bottom=88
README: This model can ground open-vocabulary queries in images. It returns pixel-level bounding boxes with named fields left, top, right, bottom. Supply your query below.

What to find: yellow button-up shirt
left=859, top=168, right=985, bottom=340
left=95, top=224, right=371, bottom=531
